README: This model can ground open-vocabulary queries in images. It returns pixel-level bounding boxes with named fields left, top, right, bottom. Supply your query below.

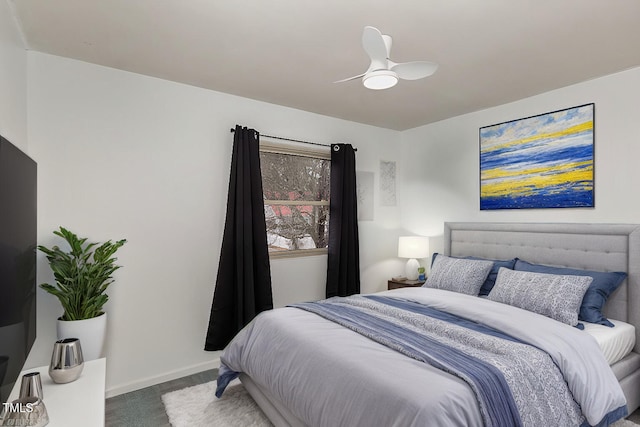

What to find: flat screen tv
left=0, top=135, right=37, bottom=404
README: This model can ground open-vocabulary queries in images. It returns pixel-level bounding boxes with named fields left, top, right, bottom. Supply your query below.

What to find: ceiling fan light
left=363, top=70, right=398, bottom=90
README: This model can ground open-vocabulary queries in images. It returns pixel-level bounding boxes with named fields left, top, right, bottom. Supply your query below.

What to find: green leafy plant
left=38, top=227, right=127, bottom=321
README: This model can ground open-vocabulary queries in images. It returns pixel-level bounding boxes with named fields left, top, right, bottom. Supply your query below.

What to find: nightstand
left=388, top=278, right=426, bottom=290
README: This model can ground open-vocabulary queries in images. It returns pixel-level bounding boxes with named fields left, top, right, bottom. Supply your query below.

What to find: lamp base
left=405, top=258, right=420, bottom=281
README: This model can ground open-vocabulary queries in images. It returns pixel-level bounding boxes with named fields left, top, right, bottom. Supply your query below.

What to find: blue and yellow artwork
left=480, top=104, right=594, bottom=210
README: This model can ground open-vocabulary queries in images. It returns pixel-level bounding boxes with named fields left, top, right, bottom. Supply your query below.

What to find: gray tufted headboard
left=444, top=222, right=640, bottom=352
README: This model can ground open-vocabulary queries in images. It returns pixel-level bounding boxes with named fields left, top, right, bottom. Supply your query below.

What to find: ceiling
left=9, top=0, right=640, bottom=131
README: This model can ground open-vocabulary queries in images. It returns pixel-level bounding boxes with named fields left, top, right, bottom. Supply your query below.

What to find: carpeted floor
left=107, top=368, right=640, bottom=427
left=105, top=369, right=217, bottom=427
left=162, top=379, right=640, bottom=427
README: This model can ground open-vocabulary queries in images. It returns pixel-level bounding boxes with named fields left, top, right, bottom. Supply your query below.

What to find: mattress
left=584, top=319, right=636, bottom=366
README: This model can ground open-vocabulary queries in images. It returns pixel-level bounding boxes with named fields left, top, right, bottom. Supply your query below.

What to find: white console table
left=8, top=358, right=106, bottom=427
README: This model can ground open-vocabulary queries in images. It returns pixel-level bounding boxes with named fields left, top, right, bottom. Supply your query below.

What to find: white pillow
left=424, top=254, right=493, bottom=295
left=488, top=267, right=593, bottom=326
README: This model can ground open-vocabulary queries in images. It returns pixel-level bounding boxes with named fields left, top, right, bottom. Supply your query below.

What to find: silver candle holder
left=19, top=372, right=44, bottom=400
left=48, top=338, right=84, bottom=384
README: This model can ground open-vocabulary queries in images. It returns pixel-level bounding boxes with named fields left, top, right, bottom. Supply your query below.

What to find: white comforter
left=219, top=288, right=627, bottom=427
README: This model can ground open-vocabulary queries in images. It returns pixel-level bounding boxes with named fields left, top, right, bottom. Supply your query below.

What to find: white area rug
left=161, top=379, right=271, bottom=427
left=617, top=418, right=640, bottom=427
left=163, top=380, right=638, bottom=427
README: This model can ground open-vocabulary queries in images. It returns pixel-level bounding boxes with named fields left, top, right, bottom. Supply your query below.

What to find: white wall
left=399, top=67, right=640, bottom=255
left=25, top=52, right=402, bottom=395
left=16, top=22, right=639, bottom=398
left=0, top=0, right=27, bottom=149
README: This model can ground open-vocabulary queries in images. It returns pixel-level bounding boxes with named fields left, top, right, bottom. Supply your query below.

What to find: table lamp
left=398, top=236, right=430, bottom=280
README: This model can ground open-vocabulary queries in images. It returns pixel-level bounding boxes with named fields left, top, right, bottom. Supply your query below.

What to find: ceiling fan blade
left=334, top=73, right=366, bottom=83
left=362, top=26, right=389, bottom=70
left=390, top=61, right=438, bottom=80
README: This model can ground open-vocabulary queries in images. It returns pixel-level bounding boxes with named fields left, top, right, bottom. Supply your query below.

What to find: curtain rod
left=229, top=128, right=356, bottom=151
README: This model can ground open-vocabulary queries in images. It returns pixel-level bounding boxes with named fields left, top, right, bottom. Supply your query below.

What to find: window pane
left=265, top=204, right=329, bottom=252
left=260, top=152, right=330, bottom=202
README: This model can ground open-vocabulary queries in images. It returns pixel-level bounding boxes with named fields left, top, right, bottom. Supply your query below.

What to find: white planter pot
left=57, top=312, right=107, bottom=361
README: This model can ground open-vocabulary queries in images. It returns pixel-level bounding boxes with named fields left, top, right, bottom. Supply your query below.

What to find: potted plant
left=38, top=227, right=126, bottom=360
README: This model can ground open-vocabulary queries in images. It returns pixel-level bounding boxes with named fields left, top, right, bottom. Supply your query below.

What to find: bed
left=216, top=222, right=640, bottom=426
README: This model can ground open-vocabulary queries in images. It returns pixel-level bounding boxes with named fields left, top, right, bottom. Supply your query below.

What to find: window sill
left=269, top=248, right=328, bottom=259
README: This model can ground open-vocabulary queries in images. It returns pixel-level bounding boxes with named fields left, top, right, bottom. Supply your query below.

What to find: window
left=260, top=141, right=330, bottom=257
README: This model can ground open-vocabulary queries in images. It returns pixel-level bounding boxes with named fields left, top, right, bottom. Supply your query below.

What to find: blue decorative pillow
left=424, top=254, right=493, bottom=295
left=431, top=253, right=516, bottom=296
left=514, top=259, right=627, bottom=327
left=489, top=268, right=592, bottom=326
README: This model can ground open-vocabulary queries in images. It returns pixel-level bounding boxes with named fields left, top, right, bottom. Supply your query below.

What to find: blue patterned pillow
left=431, top=253, right=516, bottom=296
left=489, top=268, right=592, bottom=326
left=424, top=254, right=493, bottom=295
left=514, top=259, right=627, bottom=327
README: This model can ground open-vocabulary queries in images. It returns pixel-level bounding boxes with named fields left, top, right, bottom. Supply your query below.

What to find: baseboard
left=105, top=357, right=221, bottom=398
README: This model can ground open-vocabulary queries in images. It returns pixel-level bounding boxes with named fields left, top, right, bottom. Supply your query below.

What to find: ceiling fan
left=335, top=26, right=438, bottom=90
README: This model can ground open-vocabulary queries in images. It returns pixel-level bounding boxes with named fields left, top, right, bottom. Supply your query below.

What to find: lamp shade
left=398, top=236, right=430, bottom=259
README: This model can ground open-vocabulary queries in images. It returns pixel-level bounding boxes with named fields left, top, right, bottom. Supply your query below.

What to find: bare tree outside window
left=260, top=147, right=330, bottom=255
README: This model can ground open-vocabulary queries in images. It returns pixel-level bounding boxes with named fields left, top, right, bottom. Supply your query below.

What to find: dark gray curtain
left=205, top=125, right=273, bottom=351
left=326, top=143, right=360, bottom=297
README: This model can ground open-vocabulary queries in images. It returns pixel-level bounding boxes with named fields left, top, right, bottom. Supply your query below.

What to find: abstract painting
left=480, top=103, right=594, bottom=210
